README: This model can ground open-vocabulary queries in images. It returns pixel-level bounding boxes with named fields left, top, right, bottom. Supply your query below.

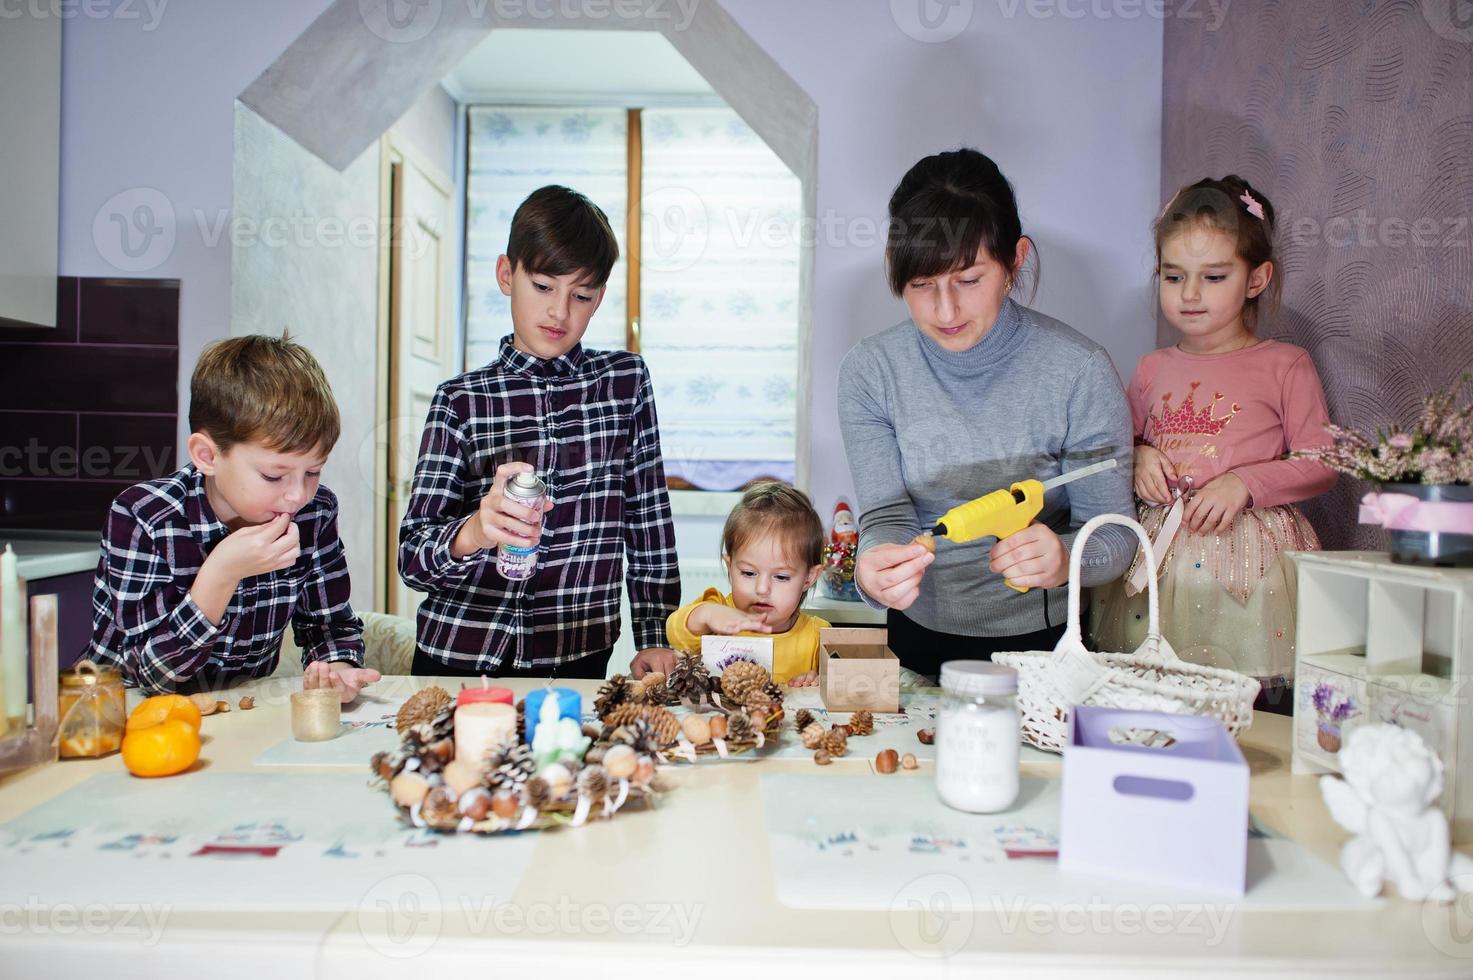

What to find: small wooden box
left=818, top=628, right=900, bottom=713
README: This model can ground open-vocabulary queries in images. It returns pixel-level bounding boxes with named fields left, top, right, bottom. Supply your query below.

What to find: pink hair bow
left=1239, top=191, right=1265, bottom=220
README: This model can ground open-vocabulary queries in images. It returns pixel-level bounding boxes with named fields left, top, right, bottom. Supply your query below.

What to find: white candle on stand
left=0, top=544, right=26, bottom=729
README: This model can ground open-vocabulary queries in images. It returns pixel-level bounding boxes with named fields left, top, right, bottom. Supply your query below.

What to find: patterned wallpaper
left=1162, top=0, right=1473, bottom=549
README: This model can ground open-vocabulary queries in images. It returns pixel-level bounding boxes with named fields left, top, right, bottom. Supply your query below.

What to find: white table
left=0, top=674, right=1469, bottom=977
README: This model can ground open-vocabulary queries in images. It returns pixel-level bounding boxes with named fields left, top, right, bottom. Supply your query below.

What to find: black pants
left=411, top=646, right=612, bottom=680
left=886, top=608, right=1068, bottom=680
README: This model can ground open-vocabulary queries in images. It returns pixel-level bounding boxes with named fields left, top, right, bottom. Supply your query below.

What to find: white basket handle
left=1060, top=513, right=1162, bottom=649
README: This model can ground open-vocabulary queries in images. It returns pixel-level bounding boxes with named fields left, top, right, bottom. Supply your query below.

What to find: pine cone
left=420, top=786, right=461, bottom=830
left=395, top=686, right=452, bottom=735
left=762, top=680, right=784, bottom=702
left=636, top=672, right=671, bottom=707
left=848, top=710, right=874, bottom=736
left=426, top=705, right=456, bottom=743
left=611, top=718, right=664, bottom=756
left=516, top=698, right=526, bottom=742
left=603, top=703, right=680, bottom=746
left=720, top=661, right=771, bottom=706
left=594, top=676, right=633, bottom=718
left=522, top=776, right=551, bottom=812
left=801, top=722, right=827, bottom=749
left=794, top=709, right=815, bottom=732
left=668, top=653, right=713, bottom=703
left=724, top=711, right=755, bottom=743
left=820, top=728, right=849, bottom=757
left=577, top=764, right=608, bottom=801
left=485, top=741, right=536, bottom=795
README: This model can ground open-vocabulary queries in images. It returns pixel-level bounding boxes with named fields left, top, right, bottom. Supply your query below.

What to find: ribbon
left=1125, top=492, right=1186, bottom=597
left=1359, top=493, right=1473, bottom=535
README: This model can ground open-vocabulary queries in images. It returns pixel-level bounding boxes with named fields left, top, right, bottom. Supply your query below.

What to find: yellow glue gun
left=924, top=458, right=1119, bottom=593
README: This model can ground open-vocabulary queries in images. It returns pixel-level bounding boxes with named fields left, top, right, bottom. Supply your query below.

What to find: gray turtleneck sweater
left=837, top=299, right=1136, bottom=637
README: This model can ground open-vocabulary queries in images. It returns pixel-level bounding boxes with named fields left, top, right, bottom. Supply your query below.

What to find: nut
left=680, top=713, right=712, bottom=746
left=916, top=728, right=935, bottom=745
left=603, top=744, right=637, bottom=780
left=390, top=772, right=430, bottom=808
left=813, top=749, right=832, bottom=766
left=238, top=696, right=255, bottom=710
left=902, top=752, right=918, bottom=770
left=491, top=791, right=519, bottom=820
left=708, top=714, right=728, bottom=740
left=189, top=693, right=218, bottom=716
left=912, top=532, right=937, bottom=554
left=459, top=787, right=492, bottom=820
left=215, top=700, right=230, bottom=713
left=831, top=723, right=853, bottom=738
left=876, top=749, right=899, bottom=774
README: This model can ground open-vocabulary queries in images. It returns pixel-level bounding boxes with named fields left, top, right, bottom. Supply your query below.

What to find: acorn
left=603, top=744, right=637, bottom=780
left=238, top=696, right=255, bottom=710
left=491, top=791, right=519, bottom=820
left=390, top=772, right=430, bottom=808
left=708, top=714, right=728, bottom=741
left=916, top=728, right=936, bottom=745
left=813, top=749, right=832, bottom=766
left=680, top=714, right=712, bottom=746
left=902, top=753, right=919, bottom=770
left=875, top=749, right=899, bottom=774
left=459, top=787, right=492, bottom=820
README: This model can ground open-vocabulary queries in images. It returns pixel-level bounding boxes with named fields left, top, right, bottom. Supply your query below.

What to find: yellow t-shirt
left=666, top=587, right=831, bottom=684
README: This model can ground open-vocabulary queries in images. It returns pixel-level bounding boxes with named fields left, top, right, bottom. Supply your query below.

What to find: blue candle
left=523, top=687, right=581, bottom=745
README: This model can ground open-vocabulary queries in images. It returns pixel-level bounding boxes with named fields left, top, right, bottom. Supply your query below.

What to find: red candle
left=457, top=679, right=514, bottom=707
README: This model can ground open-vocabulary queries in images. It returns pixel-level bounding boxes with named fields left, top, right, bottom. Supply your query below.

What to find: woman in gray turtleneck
left=838, top=148, right=1136, bottom=678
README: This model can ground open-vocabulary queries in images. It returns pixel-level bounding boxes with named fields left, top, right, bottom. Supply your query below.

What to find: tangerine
left=127, top=694, right=203, bottom=733
left=121, top=718, right=201, bottom=778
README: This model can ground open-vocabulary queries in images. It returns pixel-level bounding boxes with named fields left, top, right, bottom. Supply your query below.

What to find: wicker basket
left=993, top=513, right=1261, bottom=753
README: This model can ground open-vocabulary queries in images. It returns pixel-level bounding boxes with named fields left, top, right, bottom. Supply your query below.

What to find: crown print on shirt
left=1151, top=382, right=1241, bottom=437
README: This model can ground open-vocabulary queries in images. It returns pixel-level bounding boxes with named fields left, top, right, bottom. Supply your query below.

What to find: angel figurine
left=1320, top=723, right=1473, bottom=902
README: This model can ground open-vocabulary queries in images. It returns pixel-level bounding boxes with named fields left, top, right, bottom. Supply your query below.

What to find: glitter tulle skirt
left=1089, top=502, right=1321, bottom=683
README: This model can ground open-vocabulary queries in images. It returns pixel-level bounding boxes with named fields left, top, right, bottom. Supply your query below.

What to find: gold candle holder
left=290, top=688, right=341, bottom=742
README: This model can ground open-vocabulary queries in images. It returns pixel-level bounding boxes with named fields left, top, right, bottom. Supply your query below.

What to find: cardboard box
left=817, top=628, right=899, bottom=713
left=1060, top=706, right=1249, bottom=896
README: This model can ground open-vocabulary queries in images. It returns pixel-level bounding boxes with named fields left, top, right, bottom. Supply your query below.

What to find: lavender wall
left=1162, top=0, right=1473, bottom=549
left=57, top=1, right=1164, bottom=541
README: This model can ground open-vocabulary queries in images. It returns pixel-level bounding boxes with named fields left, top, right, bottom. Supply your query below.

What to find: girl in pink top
left=1092, top=176, right=1336, bottom=695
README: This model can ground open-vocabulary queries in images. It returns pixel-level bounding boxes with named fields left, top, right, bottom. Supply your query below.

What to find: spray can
left=496, top=471, right=547, bottom=581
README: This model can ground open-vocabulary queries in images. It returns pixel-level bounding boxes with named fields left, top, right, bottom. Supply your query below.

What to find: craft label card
left=701, top=635, right=774, bottom=674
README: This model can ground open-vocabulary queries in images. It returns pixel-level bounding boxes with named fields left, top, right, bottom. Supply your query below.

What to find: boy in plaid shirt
left=399, top=185, right=680, bottom=678
left=89, top=335, right=379, bottom=701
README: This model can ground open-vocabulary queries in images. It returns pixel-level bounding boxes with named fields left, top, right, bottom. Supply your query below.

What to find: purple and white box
left=1060, top=706, right=1249, bottom=896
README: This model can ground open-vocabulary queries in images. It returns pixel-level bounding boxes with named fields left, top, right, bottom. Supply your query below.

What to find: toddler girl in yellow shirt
left=666, top=482, right=831, bottom=686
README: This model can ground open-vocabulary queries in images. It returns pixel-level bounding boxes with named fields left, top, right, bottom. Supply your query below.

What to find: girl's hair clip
left=1240, top=191, right=1265, bottom=220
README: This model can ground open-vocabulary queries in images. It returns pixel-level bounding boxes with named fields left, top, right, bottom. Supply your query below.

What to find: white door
left=384, top=136, right=456, bottom=620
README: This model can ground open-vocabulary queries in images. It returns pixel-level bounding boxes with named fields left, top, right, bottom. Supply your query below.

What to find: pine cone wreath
left=720, top=661, right=771, bottom=706
left=847, top=710, right=875, bottom=737
left=794, top=709, right=815, bottom=732
left=668, top=653, right=712, bottom=703
left=485, top=741, right=536, bottom=795
left=594, top=676, right=633, bottom=718
left=800, top=722, right=827, bottom=749
left=820, top=728, right=849, bottom=757
left=603, top=703, right=681, bottom=746
left=395, top=686, right=452, bottom=735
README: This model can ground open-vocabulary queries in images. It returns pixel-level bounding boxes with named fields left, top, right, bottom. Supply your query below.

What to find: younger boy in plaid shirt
left=399, top=185, right=680, bottom=678
left=88, top=335, right=379, bottom=701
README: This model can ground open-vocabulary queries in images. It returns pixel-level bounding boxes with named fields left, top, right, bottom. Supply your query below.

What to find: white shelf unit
left=1290, top=551, right=1473, bottom=843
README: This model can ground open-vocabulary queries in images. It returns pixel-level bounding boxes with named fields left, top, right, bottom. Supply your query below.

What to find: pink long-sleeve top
left=1127, top=340, right=1337, bottom=510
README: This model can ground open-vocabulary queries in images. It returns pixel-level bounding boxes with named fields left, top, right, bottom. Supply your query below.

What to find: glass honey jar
left=58, top=660, right=126, bottom=758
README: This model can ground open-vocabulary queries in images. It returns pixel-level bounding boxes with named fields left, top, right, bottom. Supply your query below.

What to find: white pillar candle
left=0, top=545, right=26, bottom=728
left=454, top=702, right=517, bottom=769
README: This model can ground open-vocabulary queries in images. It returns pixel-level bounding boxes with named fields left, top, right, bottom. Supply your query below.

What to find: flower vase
left=1382, top=483, right=1473, bottom=567
left=1316, top=718, right=1342, bottom=754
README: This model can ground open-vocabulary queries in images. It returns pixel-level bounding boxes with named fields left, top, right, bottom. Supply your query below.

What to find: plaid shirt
left=398, top=337, right=680, bottom=671
left=89, top=465, right=364, bottom=693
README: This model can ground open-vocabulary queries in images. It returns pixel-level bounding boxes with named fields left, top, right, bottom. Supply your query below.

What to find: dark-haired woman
left=838, top=149, right=1136, bottom=677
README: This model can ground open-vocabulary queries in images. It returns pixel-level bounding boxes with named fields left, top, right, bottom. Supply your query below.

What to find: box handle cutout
left=1112, top=775, right=1194, bottom=801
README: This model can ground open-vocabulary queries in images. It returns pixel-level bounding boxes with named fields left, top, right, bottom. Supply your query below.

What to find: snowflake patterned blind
left=465, top=105, right=800, bottom=491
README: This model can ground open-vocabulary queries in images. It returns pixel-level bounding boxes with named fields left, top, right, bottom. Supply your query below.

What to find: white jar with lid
left=935, top=660, right=1020, bottom=813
